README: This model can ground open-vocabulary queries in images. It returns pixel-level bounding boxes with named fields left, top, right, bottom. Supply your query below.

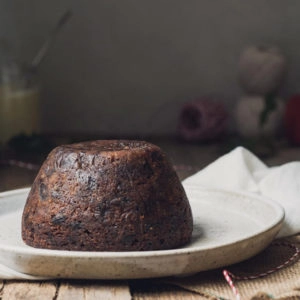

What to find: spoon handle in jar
left=31, top=10, right=72, bottom=69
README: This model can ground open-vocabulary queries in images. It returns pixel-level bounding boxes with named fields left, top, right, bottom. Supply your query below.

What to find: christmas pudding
left=22, top=140, right=193, bottom=251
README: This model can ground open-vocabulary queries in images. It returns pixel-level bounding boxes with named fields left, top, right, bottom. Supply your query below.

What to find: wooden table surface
left=0, top=139, right=299, bottom=299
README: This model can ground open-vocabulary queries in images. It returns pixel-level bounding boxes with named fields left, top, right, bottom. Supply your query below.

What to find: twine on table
left=2, top=162, right=198, bottom=173
left=173, top=164, right=199, bottom=172
left=0, top=159, right=39, bottom=171
left=0, top=161, right=197, bottom=173
left=223, top=241, right=300, bottom=300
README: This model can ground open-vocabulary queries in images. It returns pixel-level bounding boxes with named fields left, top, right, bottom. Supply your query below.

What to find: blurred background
left=0, top=0, right=300, bottom=142
left=2, top=0, right=300, bottom=191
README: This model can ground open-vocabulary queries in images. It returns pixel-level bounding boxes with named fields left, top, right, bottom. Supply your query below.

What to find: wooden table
left=0, top=139, right=299, bottom=299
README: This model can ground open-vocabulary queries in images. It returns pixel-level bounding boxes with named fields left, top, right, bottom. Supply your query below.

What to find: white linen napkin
left=183, top=146, right=300, bottom=238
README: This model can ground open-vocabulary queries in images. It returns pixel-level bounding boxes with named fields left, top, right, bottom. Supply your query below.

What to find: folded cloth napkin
left=182, top=146, right=300, bottom=237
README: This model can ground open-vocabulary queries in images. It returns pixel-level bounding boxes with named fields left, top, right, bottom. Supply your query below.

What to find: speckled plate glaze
left=0, top=187, right=284, bottom=279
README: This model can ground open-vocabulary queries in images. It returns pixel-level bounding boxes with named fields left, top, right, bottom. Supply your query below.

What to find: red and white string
left=223, top=269, right=241, bottom=300
left=223, top=241, right=300, bottom=300
left=174, top=164, right=198, bottom=172
left=0, top=159, right=39, bottom=171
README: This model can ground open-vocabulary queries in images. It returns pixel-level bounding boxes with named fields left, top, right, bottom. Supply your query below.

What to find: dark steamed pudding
left=22, top=140, right=193, bottom=251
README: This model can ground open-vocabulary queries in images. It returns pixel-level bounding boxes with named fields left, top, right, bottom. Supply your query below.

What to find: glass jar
left=0, top=61, right=40, bottom=145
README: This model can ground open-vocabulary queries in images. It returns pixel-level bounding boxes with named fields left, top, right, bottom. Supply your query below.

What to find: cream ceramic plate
left=0, top=187, right=284, bottom=279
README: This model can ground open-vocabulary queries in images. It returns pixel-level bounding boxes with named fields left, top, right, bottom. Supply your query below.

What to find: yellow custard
left=0, top=84, right=40, bottom=144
